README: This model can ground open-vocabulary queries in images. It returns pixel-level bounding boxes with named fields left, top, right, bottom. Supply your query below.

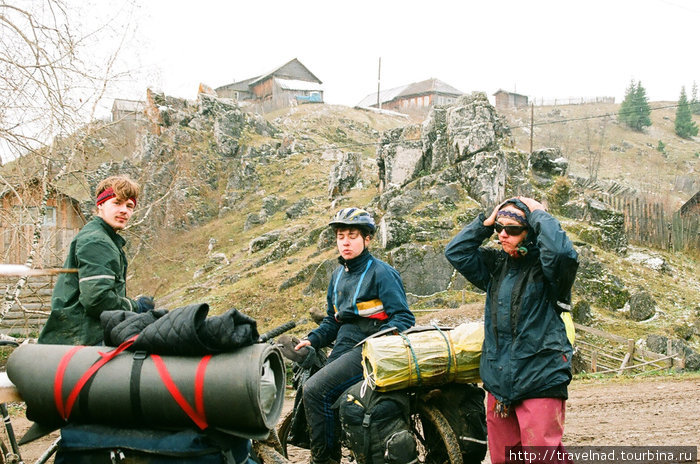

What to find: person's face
left=96, top=196, right=135, bottom=231
left=336, top=228, right=370, bottom=261
left=495, top=206, right=528, bottom=257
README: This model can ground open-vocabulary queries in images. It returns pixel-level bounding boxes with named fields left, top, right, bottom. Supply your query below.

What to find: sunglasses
left=494, top=222, right=527, bottom=236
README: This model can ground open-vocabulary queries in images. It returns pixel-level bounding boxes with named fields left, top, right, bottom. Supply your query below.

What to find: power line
left=508, top=103, right=680, bottom=129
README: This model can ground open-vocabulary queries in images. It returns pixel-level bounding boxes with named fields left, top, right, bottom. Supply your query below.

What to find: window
left=12, top=206, right=56, bottom=226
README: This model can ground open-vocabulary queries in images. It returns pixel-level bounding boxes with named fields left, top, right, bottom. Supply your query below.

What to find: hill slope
left=120, top=97, right=699, bottom=363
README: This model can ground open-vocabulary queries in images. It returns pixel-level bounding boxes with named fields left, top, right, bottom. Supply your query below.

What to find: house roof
left=275, top=78, right=323, bottom=91
left=112, top=99, right=145, bottom=112
left=250, top=58, right=322, bottom=86
left=398, top=78, right=463, bottom=98
left=493, top=89, right=528, bottom=98
left=216, top=76, right=259, bottom=93
left=356, top=78, right=464, bottom=107
left=0, top=177, right=84, bottom=203
left=679, top=190, right=700, bottom=216
left=216, top=58, right=322, bottom=95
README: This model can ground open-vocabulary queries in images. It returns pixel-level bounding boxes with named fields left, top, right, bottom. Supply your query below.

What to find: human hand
left=517, top=196, right=545, bottom=212
left=483, top=200, right=507, bottom=226
left=135, top=295, right=155, bottom=313
left=295, top=338, right=312, bottom=351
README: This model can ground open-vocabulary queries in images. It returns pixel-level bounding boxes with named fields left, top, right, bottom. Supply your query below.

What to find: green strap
left=433, top=324, right=453, bottom=378
left=399, top=333, right=422, bottom=387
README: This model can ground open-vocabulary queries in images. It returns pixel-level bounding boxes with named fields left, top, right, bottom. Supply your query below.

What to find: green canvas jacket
left=38, top=217, right=139, bottom=345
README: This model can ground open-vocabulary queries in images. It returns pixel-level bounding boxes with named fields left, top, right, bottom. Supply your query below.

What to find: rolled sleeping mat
left=6, top=342, right=285, bottom=440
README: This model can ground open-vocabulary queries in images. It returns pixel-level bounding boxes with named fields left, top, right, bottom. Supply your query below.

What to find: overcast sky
left=101, top=0, right=700, bottom=114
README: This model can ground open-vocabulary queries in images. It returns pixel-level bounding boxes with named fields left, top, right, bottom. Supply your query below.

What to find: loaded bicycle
left=274, top=322, right=488, bottom=464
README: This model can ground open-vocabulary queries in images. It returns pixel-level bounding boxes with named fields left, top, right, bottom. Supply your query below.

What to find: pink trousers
left=486, top=394, right=571, bottom=464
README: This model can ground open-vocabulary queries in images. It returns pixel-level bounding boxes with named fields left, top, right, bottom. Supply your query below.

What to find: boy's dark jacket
left=308, top=249, right=415, bottom=355
left=445, top=210, right=578, bottom=405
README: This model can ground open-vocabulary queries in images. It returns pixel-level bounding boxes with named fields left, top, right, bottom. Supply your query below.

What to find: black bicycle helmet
left=328, top=207, right=376, bottom=234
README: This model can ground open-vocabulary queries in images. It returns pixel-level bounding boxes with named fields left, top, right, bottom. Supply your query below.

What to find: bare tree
left=0, top=0, right=136, bottom=331
left=583, top=117, right=609, bottom=181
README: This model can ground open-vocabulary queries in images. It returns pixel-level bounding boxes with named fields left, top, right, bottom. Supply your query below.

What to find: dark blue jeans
left=303, top=346, right=364, bottom=463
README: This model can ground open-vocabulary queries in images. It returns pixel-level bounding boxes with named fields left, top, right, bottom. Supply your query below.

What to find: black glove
left=135, top=295, right=155, bottom=313
left=277, top=334, right=317, bottom=369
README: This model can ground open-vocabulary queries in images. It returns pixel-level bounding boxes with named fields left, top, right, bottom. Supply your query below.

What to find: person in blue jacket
left=295, top=207, right=415, bottom=464
left=445, top=197, right=578, bottom=464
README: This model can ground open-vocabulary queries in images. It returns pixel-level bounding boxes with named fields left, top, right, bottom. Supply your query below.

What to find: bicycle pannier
left=337, top=380, right=417, bottom=464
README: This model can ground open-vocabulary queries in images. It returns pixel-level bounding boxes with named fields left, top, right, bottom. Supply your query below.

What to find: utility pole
left=529, top=102, right=534, bottom=155
left=377, top=57, right=382, bottom=110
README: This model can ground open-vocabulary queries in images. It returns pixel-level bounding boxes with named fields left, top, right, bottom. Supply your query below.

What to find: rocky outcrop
left=564, top=198, right=628, bottom=254
left=377, top=125, right=424, bottom=188
left=376, top=92, right=519, bottom=207
left=628, top=290, right=657, bottom=321
left=328, top=152, right=361, bottom=198
left=447, top=93, right=513, bottom=164
left=573, top=246, right=630, bottom=310
left=529, top=147, right=568, bottom=186
left=389, top=244, right=454, bottom=296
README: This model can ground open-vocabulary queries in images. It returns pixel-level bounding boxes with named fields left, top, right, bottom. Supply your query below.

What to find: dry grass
left=500, top=101, right=700, bottom=208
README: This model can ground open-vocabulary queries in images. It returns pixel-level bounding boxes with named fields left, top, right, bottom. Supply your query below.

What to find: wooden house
left=111, top=99, right=146, bottom=122
left=0, top=179, right=87, bottom=334
left=679, top=190, right=700, bottom=217
left=493, top=89, right=529, bottom=109
left=356, top=78, right=463, bottom=116
left=215, top=58, right=323, bottom=111
left=0, top=179, right=86, bottom=268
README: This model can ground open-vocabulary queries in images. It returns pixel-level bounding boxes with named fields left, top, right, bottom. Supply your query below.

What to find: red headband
left=96, top=187, right=137, bottom=208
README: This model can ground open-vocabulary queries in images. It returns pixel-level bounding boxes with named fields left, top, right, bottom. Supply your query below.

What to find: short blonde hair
left=96, top=175, right=140, bottom=202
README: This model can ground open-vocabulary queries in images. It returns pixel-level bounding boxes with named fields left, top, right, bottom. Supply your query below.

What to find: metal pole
left=529, top=102, right=534, bottom=155
left=377, top=57, right=382, bottom=110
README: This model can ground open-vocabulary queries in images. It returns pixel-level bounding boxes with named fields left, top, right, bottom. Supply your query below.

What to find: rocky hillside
left=9, top=91, right=700, bottom=369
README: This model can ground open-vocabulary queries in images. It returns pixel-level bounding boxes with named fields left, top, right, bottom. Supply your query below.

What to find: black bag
left=54, top=424, right=256, bottom=464
left=337, top=380, right=417, bottom=464
left=426, top=383, right=487, bottom=463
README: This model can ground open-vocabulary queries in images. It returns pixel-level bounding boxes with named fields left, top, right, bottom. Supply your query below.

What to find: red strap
left=194, top=355, right=211, bottom=418
left=53, top=346, right=82, bottom=419
left=151, top=354, right=210, bottom=430
left=53, top=337, right=137, bottom=421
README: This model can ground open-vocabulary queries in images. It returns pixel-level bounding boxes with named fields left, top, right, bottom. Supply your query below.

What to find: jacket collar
left=93, top=216, right=127, bottom=248
left=338, top=248, right=372, bottom=272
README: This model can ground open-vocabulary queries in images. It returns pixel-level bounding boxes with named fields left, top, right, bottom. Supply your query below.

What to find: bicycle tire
left=415, top=402, right=464, bottom=464
left=277, top=409, right=294, bottom=458
left=252, top=441, right=292, bottom=464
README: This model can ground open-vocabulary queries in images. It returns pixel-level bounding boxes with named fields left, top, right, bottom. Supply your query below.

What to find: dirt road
left=9, top=375, right=698, bottom=463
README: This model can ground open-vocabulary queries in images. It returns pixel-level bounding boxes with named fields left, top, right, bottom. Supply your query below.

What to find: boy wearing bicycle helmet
left=445, top=197, right=578, bottom=464
left=295, top=207, right=415, bottom=464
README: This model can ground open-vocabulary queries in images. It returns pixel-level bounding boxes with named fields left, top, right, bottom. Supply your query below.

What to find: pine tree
left=618, top=80, right=635, bottom=127
left=631, top=82, right=652, bottom=131
left=618, top=80, right=652, bottom=131
left=675, top=86, right=698, bottom=139
left=691, top=81, right=700, bottom=115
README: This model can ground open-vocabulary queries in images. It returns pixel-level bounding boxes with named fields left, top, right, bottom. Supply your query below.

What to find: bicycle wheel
left=277, top=409, right=294, bottom=458
left=414, top=402, right=464, bottom=464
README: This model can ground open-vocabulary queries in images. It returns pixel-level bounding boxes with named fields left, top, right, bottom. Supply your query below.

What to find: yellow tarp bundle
left=362, top=322, right=484, bottom=392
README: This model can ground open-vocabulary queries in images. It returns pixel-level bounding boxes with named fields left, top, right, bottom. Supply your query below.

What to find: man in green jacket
left=38, top=175, right=154, bottom=345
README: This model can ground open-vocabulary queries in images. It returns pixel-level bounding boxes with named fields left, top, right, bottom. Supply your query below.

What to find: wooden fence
left=574, top=323, right=685, bottom=375
left=533, top=96, right=615, bottom=106
left=0, top=275, right=53, bottom=336
left=601, top=194, right=699, bottom=254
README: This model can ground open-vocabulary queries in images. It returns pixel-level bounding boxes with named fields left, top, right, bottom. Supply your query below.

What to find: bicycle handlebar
left=257, top=318, right=307, bottom=343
